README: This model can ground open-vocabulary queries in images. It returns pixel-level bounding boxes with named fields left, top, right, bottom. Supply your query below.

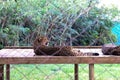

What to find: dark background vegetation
left=0, top=0, right=119, bottom=49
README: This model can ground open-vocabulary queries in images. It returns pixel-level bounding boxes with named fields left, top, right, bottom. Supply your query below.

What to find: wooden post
left=74, top=64, right=78, bottom=80
left=0, top=65, right=4, bottom=80
left=89, top=64, right=94, bottom=80
left=6, top=64, right=10, bottom=80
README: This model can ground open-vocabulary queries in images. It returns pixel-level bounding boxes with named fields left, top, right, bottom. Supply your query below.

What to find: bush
left=0, top=0, right=119, bottom=47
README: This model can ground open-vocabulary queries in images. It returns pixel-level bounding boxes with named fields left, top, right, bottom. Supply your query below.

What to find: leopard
left=33, top=36, right=99, bottom=56
left=102, top=43, right=120, bottom=56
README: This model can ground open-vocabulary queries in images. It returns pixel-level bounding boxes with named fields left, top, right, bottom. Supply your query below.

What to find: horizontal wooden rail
left=0, top=56, right=119, bottom=64
left=4, top=46, right=33, bottom=49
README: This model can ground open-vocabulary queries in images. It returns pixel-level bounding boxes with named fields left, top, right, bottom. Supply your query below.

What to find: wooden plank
left=74, top=64, right=78, bottom=80
left=89, top=64, right=94, bottom=80
left=6, top=64, right=10, bottom=80
left=0, top=49, right=34, bottom=57
left=0, top=56, right=120, bottom=64
left=4, top=46, right=33, bottom=49
left=0, top=65, right=4, bottom=80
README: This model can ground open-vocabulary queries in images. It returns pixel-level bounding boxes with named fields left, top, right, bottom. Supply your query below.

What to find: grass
left=6, top=64, right=120, bottom=80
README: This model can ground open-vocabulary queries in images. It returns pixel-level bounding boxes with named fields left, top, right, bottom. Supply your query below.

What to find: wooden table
left=0, top=46, right=119, bottom=80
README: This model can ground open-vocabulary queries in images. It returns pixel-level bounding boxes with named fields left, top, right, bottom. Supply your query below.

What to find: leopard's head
left=33, top=36, right=49, bottom=49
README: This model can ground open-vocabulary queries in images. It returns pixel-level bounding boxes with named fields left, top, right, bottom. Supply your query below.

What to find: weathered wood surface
left=4, top=46, right=33, bottom=49
left=0, top=65, right=4, bottom=80
left=0, top=47, right=120, bottom=64
left=89, top=64, right=94, bottom=80
left=0, top=49, right=34, bottom=57
left=74, top=64, right=79, bottom=80
left=6, top=64, right=10, bottom=80
left=1, top=56, right=120, bottom=64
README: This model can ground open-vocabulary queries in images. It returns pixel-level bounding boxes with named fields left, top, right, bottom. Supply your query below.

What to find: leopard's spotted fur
left=33, top=36, right=99, bottom=56
left=102, top=44, right=120, bottom=55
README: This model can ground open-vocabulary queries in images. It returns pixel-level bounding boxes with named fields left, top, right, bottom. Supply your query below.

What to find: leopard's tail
left=92, top=53, right=99, bottom=56
left=74, top=50, right=99, bottom=56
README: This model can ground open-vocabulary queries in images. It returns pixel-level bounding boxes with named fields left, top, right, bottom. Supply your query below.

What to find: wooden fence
left=0, top=46, right=119, bottom=80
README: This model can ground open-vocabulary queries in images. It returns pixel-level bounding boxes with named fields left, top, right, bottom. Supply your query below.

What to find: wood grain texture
left=0, top=56, right=120, bottom=64
left=89, top=64, right=94, bottom=80
left=74, top=64, right=79, bottom=80
left=0, top=49, right=34, bottom=57
left=0, top=65, right=4, bottom=80
left=4, top=46, right=33, bottom=49
left=6, top=64, right=10, bottom=80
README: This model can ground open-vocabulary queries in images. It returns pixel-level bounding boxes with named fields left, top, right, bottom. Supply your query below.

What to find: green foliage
left=72, top=6, right=117, bottom=45
left=8, top=64, right=120, bottom=80
left=0, top=0, right=119, bottom=47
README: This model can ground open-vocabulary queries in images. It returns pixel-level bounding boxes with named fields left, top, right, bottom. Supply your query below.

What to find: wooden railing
left=0, top=46, right=119, bottom=80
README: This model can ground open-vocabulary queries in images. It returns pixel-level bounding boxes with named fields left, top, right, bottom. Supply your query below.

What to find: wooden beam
left=74, top=64, right=79, bottom=80
left=0, top=65, right=4, bottom=80
left=0, top=56, right=120, bottom=64
left=6, top=64, right=10, bottom=80
left=4, top=46, right=33, bottom=49
left=89, top=64, right=94, bottom=80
